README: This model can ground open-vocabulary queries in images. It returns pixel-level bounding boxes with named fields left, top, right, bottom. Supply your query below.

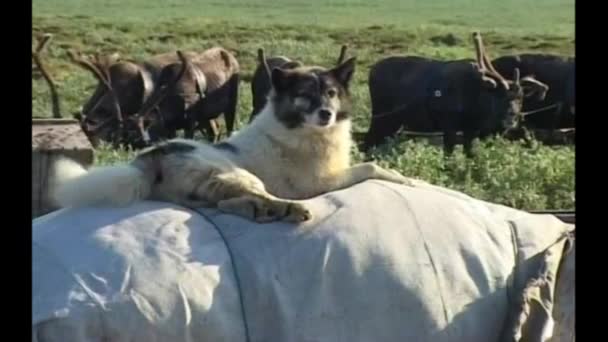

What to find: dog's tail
left=51, top=158, right=152, bottom=208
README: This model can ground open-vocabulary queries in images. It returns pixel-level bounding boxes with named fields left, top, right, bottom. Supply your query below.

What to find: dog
left=52, top=57, right=425, bottom=223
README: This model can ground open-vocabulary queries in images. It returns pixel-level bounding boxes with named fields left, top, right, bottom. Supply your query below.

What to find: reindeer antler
left=34, top=33, right=52, bottom=55
left=472, top=32, right=509, bottom=89
left=513, top=68, right=520, bottom=85
left=68, top=49, right=123, bottom=123
left=134, top=50, right=190, bottom=143
left=481, top=42, right=509, bottom=89
left=472, top=32, right=486, bottom=70
left=32, top=33, right=62, bottom=118
left=257, top=48, right=271, bottom=82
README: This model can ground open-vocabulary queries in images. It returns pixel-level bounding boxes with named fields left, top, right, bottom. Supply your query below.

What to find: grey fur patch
left=187, top=192, right=202, bottom=201
left=213, top=141, right=239, bottom=154
left=134, top=141, right=197, bottom=186
left=138, top=141, right=197, bottom=159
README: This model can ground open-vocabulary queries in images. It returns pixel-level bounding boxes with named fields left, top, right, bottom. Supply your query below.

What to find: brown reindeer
left=67, top=50, right=131, bottom=147
left=32, top=33, right=61, bottom=119
left=69, top=50, right=182, bottom=146
left=136, top=47, right=240, bottom=144
left=249, top=45, right=348, bottom=122
left=70, top=47, right=239, bottom=147
left=129, top=50, right=200, bottom=145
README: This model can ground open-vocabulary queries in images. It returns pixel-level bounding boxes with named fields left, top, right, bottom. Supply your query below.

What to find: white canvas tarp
left=32, top=180, right=574, bottom=342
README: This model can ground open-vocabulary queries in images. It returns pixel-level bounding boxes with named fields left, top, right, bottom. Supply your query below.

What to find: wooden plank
left=31, top=152, right=43, bottom=217
left=32, top=152, right=62, bottom=218
left=32, top=120, right=93, bottom=153
left=32, top=118, right=78, bottom=125
left=529, top=210, right=575, bottom=224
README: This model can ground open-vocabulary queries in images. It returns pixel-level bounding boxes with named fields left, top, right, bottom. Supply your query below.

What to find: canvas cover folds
left=32, top=180, right=574, bottom=342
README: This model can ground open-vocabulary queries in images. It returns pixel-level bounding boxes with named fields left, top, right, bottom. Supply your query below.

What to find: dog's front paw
left=384, top=168, right=423, bottom=187
left=283, top=202, right=312, bottom=222
left=218, top=196, right=312, bottom=223
left=254, top=200, right=312, bottom=223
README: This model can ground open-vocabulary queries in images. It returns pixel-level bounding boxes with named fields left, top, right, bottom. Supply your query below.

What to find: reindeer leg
left=223, top=74, right=239, bottom=138
left=443, top=130, right=457, bottom=157
left=550, top=103, right=563, bottom=140
left=209, top=119, right=220, bottom=142
left=199, top=119, right=219, bottom=143
left=183, top=110, right=196, bottom=139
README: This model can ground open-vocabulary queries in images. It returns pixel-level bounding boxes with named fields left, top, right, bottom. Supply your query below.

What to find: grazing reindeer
left=249, top=45, right=348, bottom=122
left=130, top=50, right=201, bottom=144
left=364, top=32, right=549, bottom=157
left=69, top=47, right=239, bottom=147
left=492, top=53, right=575, bottom=133
left=67, top=50, right=131, bottom=147
left=68, top=50, right=190, bottom=147
left=32, top=33, right=61, bottom=119
left=136, top=47, right=240, bottom=144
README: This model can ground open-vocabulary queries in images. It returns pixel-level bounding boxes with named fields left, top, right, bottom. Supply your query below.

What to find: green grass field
left=32, top=0, right=575, bottom=210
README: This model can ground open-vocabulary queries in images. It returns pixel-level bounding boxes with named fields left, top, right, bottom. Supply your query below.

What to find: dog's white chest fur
left=226, top=105, right=353, bottom=199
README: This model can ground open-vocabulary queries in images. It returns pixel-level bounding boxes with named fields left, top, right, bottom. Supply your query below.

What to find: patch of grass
left=32, top=0, right=575, bottom=210
left=357, top=137, right=574, bottom=210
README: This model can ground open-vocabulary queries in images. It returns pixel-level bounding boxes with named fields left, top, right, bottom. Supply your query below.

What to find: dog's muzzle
left=318, top=109, right=332, bottom=126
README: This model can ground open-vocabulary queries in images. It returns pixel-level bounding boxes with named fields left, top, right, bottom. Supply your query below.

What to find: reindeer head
left=68, top=50, right=155, bottom=144
left=471, top=32, right=549, bottom=131
left=130, top=50, right=194, bottom=146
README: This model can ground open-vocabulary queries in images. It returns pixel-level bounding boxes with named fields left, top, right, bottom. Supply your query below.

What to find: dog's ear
left=271, top=67, right=291, bottom=92
left=330, top=57, right=356, bottom=89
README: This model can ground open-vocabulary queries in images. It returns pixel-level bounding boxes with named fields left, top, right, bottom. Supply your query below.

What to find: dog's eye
left=327, top=89, right=337, bottom=98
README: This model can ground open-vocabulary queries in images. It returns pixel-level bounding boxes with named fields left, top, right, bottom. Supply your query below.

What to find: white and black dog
left=53, top=57, right=425, bottom=223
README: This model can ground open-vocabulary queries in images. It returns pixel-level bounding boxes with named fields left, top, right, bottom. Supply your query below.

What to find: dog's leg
left=217, top=195, right=311, bottom=223
left=327, top=163, right=426, bottom=191
left=181, top=168, right=312, bottom=223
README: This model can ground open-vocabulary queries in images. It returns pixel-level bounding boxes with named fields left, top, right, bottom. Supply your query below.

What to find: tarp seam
left=191, top=208, right=252, bottom=342
left=370, top=181, right=451, bottom=330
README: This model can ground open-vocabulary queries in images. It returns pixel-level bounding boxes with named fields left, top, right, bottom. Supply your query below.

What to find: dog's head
left=269, top=57, right=356, bottom=129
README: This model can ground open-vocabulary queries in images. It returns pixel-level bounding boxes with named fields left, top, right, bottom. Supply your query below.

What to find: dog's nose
left=318, top=109, right=332, bottom=121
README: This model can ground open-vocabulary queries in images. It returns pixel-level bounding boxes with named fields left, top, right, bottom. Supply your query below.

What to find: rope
left=192, top=207, right=252, bottom=342
left=520, top=103, right=562, bottom=117
left=370, top=91, right=562, bottom=121
left=369, top=102, right=416, bottom=120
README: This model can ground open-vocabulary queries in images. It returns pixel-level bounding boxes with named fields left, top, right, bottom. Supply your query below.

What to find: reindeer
left=32, top=33, right=61, bottom=119
left=248, top=45, right=348, bottom=122
left=135, top=47, right=240, bottom=145
left=71, top=48, right=239, bottom=147
left=364, top=32, right=549, bottom=157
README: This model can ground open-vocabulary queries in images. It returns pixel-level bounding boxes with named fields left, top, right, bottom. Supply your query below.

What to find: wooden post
left=32, top=118, right=94, bottom=218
